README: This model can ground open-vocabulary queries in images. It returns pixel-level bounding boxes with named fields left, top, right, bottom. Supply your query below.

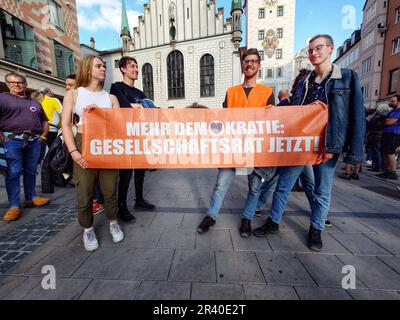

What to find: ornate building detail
left=262, top=29, right=279, bottom=58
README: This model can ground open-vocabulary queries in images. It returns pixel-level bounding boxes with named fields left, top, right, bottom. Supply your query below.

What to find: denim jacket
left=289, top=64, right=365, bottom=164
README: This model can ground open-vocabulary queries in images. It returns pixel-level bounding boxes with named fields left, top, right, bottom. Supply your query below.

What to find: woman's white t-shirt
left=75, top=87, right=112, bottom=126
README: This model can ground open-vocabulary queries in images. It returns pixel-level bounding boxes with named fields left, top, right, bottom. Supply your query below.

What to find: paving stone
left=213, top=214, right=243, bottom=229
left=230, top=229, right=272, bottom=252
left=24, top=246, right=91, bottom=277
left=118, top=248, right=174, bottom=281
left=122, top=227, right=164, bottom=249
left=256, top=252, right=316, bottom=286
left=294, top=286, right=353, bottom=300
left=0, top=276, right=27, bottom=299
left=169, top=250, right=216, bottom=282
left=363, top=232, right=400, bottom=255
left=135, top=281, right=191, bottom=300
left=329, top=233, right=392, bottom=256
left=243, top=284, right=299, bottom=300
left=4, top=245, right=57, bottom=275
left=79, top=279, right=141, bottom=300
left=157, top=227, right=196, bottom=249
left=191, top=283, right=245, bottom=300
left=337, top=256, right=400, bottom=291
left=22, top=278, right=91, bottom=300
left=44, top=222, right=82, bottom=246
left=329, top=217, right=377, bottom=234
left=2, top=276, right=42, bottom=300
left=378, top=256, right=400, bottom=275
left=347, top=289, right=400, bottom=300
left=181, top=214, right=204, bottom=229
left=150, top=213, right=184, bottom=228
left=215, top=251, right=265, bottom=284
left=72, top=248, right=132, bottom=279
left=130, top=212, right=156, bottom=228
left=195, top=229, right=233, bottom=250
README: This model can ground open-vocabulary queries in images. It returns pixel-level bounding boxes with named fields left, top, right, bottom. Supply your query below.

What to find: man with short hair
left=65, top=74, right=76, bottom=91
left=0, top=72, right=50, bottom=222
left=197, top=48, right=277, bottom=238
left=38, top=87, right=62, bottom=147
left=110, top=56, right=156, bottom=223
left=253, top=34, right=365, bottom=251
left=376, top=95, right=400, bottom=180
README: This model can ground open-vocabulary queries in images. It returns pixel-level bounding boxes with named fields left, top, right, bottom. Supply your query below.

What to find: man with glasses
left=253, top=35, right=365, bottom=251
left=0, top=72, right=50, bottom=222
left=197, top=48, right=277, bottom=238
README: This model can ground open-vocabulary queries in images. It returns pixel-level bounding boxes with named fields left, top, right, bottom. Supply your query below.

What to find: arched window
left=142, top=63, right=154, bottom=100
left=200, top=54, right=215, bottom=97
left=167, top=50, right=185, bottom=99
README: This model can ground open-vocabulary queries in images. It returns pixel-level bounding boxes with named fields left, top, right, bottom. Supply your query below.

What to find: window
left=389, top=69, right=399, bottom=94
left=142, top=63, right=154, bottom=100
left=114, top=60, right=120, bottom=68
left=167, top=50, right=185, bottom=99
left=54, top=41, right=75, bottom=79
left=259, top=8, right=265, bottom=19
left=362, top=84, right=370, bottom=99
left=0, top=10, right=38, bottom=69
left=277, top=28, right=283, bottom=39
left=277, top=67, right=283, bottom=77
left=361, top=57, right=372, bottom=75
left=258, top=70, right=262, bottom=78
left=362, top=31, right=374, bottom=51
left=266, top=68, right=273, bottom=78
left=365, top=2, right=377, bottom=24
left=258, top=30, right=265, bottom=40
left=392, top=37, right=400, bottom=55
left=49, top=0, right=64, bottom=30
left=277, top=6, right=284, bottom=16
left=200, top=54, right=215, bottom=97
left=396, top=7, right=400, bottom=24
left=259, top=50, right=264, bottom=61
left=276, top=49, right=282, bottom=59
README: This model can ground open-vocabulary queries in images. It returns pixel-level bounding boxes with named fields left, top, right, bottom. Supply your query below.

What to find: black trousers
left=118, top=169, right=146, bottom=207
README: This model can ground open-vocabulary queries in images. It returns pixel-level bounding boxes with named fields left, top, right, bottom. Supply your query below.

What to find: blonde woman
left=62, top=55, right=124, bottom=251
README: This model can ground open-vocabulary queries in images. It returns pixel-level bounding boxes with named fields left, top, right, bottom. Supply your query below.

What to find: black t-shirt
left=303, top=70, right=333, bottom=105
left=222, top=87, right=275, bottom=108
left=110, top=82, right=146, bottom=108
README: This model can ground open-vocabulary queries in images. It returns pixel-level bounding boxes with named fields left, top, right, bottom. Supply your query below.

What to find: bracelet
left=39, top=135, right=47, bottom=141
left=69, top=149, right=78, bottom=154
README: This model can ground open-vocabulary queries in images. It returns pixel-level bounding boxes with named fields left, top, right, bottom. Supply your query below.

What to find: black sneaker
left=135, top=199, right=156, bottom=211
left=239, top=219, right=252, bottom=238
left=307, top=226, right=323, bottom=252
left=118, top=205, right=136, bottom=223
left=382, top=172, right=398, bottom=180
left=376, top=172, right=389, bottom=178
left=197, top=216, right=216, bottom=234
left=351, top=173, right=360, bottom=180
left=253, top=217, right=279, bottom=237
left=255, top=210, right=261, bottom=217
left=325, top=220, right=332, bottom=227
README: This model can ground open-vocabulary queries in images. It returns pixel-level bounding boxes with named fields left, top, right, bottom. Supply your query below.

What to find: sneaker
left=253, top=217, right=279, bottom=237
left=92, top=201, right=104, bottom=215
left=135, top=199, right=156, bottom=211
left=255, top=210, right=261, bottom=217
left=83, top=228, right=99, bottom=251
left=110, top=222, right=124, bottom=243
left=325, top=220, right=332, bottom=227
left=197, top=216, right=216, bottom=234
left=118, top=205, right=136, bottom=223
left=239, top=218, right=252, bottom=238
left=23, top=197, right=50, bottom=208
left=338, top=172, right=352, bottom=180
left=376, top=172, right=398, bottom=180
left=307, top=226, right=323, bottom=252
left=3, top=208, right=21, bottom=222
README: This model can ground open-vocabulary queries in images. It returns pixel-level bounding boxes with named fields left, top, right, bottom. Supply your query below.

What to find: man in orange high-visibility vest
left=197, top=48, right=278, bottom=238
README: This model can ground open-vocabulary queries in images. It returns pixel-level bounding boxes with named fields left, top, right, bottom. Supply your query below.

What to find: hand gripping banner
left=82, top=101, right=328, bottom=169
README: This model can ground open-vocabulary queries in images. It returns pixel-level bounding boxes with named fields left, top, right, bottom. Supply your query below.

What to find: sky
left=77, top=0, right=365, bottom=56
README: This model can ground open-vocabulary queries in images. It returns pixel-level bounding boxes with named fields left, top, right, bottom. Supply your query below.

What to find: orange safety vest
left=226, top=84, right=273, bottom=108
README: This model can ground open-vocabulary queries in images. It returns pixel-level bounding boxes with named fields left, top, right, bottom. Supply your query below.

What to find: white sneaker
left=110, top=222, right=124, bottom=243
left=83, top=228, right=99, bottom=251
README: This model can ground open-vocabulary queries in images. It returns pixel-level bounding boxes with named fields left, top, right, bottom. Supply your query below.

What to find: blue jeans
left=256, top=171, right=279, bottom=210
left=4, top=139, right=41, bottom=208
left=269, top=155, right=340, bottom=231
left=207, top=168, right=264, bottom=221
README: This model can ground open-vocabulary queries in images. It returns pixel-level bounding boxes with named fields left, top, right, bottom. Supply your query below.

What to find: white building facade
left=245, top=0, right=296, bottom=98
left=100, top=0, right=244, bottom=109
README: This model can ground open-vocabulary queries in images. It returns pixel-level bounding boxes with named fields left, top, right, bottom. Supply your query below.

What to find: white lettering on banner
left=268, top=137, right=320, bottom=153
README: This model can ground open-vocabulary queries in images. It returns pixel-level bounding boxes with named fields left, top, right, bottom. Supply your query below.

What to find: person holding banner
left=62, top=55, right=124, bottom=252
left=197, top=48, right=277, bottom=238
left=253, top=35, right=365, bottom=251
left=110, top=56, right=157, bottom=224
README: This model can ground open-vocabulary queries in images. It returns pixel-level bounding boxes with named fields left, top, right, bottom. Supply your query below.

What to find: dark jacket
left=289, top=64, right=365, bottom=164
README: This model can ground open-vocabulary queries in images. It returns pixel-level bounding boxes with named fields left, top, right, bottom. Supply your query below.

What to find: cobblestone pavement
left=0, top=166, right=399, bottom=300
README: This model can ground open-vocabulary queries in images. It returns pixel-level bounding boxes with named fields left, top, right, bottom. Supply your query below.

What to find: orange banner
left=82, top=102, right=328, bottom=169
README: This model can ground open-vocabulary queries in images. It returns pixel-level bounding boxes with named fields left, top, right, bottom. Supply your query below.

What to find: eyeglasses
left=242, top=59, right=259, bottom=65
left=308, top=44, right=330, bottom=55
left=6, top=81, right=26, bottom=86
